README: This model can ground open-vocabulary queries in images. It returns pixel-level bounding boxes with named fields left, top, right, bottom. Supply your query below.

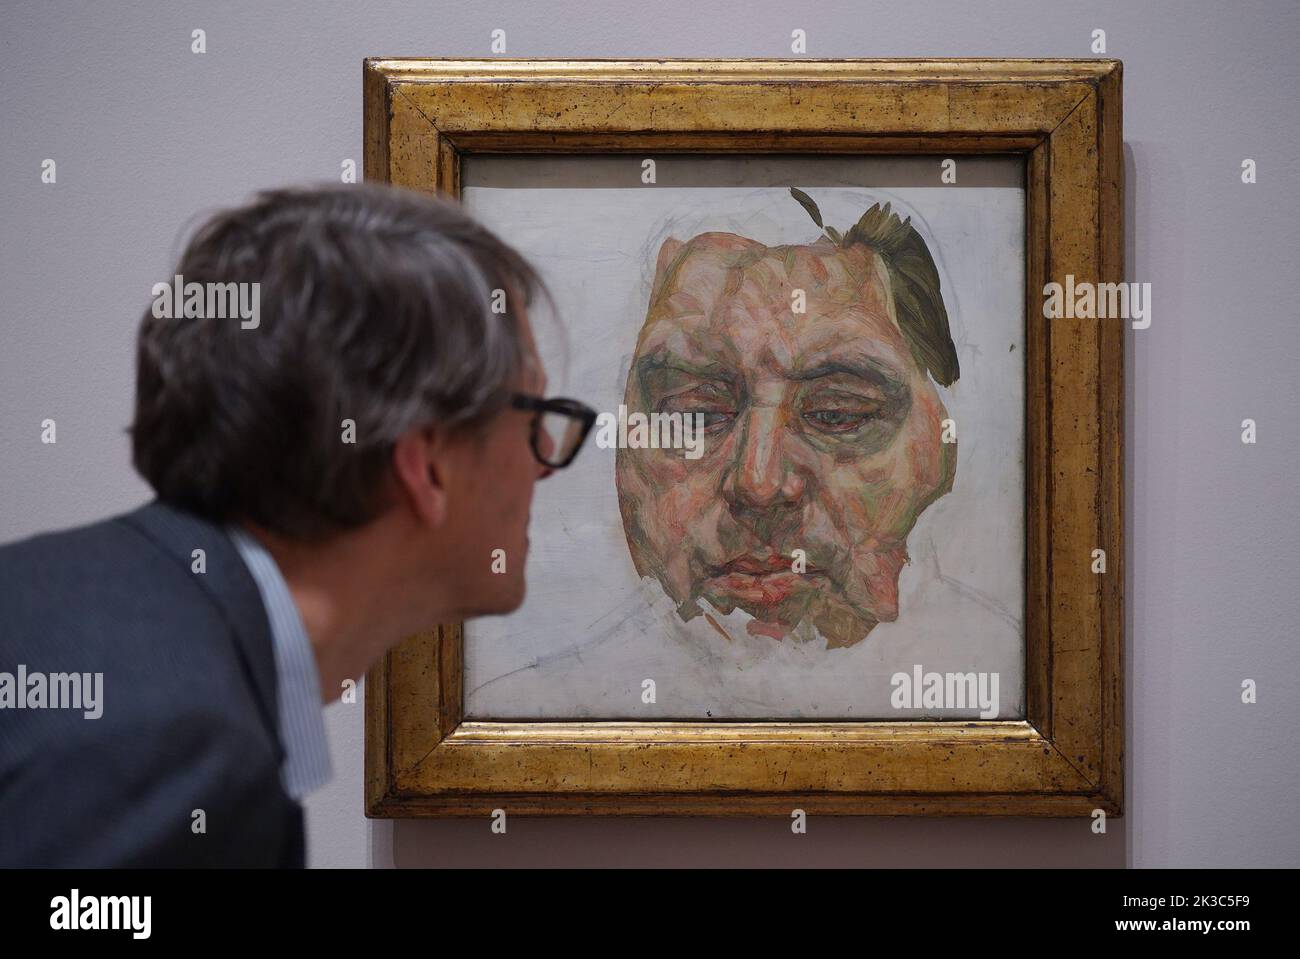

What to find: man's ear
left=392, top=427, right=449, bottom=529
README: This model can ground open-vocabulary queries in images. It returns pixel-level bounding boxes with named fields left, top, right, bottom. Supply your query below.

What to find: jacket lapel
left=117, top=500, right=282, bottom=754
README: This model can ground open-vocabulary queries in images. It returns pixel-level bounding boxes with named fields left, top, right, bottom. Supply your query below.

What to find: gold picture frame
left=363, top=58, right=1123, bottom=817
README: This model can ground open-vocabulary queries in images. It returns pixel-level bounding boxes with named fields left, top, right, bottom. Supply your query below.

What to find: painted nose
left=722, top=406, right=805, bottom=510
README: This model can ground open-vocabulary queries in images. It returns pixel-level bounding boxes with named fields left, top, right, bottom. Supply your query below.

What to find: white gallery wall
left=2, top=0, right=1297, bottom=867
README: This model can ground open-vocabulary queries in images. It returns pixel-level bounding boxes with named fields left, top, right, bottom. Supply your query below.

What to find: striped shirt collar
left=226, top=525, right=332, bottom=802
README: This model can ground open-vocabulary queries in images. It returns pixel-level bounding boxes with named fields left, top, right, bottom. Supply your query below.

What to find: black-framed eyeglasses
left=510, top=393, right=598, bottom=469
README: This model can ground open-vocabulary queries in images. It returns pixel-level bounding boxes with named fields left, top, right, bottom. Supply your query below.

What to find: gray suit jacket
left=0, top=500, right=305, bottom=867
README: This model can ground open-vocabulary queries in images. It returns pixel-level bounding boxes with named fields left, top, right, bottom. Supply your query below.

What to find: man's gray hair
left=131, top=182, right=552, bottom=540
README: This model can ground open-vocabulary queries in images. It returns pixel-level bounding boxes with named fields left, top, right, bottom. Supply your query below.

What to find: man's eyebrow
left=789, top=357, right=906, bottom=387
left=635, top=353, right=738, bottom=384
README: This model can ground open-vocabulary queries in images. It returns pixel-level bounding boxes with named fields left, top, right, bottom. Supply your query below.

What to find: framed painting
left=363, top=58, right=1123, bottom=816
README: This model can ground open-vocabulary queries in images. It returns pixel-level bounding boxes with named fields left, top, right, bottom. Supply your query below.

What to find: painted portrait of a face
left=615, top=190, right=961, bottom=649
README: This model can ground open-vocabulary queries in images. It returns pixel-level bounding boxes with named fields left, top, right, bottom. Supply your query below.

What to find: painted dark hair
left=790, top=188, right=959, bottom=387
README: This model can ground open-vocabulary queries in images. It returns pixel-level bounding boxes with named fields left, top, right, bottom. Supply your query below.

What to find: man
left=615, top=189, right=960, bottom=649
left=0, top=184, right=594, bottom=866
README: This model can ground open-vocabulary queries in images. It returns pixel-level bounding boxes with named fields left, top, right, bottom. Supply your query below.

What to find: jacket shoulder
left=0, top=507, right=299, bottom=866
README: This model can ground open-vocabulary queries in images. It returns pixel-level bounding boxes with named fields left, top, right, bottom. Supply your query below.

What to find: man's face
left=615, top=233, right=955, bottom=648
left=443, top=306, right=552, bottom=616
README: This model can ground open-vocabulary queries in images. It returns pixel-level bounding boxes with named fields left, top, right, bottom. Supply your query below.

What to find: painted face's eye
left=655, top=383, right=738, bottom=435
left=801, top=395, right=882, bottom=434
left=659, top=401, right=735, bottom=434
left=695, top=410, right=735, bottom=431
left=804, top=409, right=874, bottom=431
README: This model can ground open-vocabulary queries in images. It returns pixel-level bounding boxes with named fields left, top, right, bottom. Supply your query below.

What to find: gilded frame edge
left=362, top=58, right=1124, bottom=818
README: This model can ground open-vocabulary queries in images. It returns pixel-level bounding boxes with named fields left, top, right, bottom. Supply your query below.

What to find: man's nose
left=721, top=406, right=806, bottom=510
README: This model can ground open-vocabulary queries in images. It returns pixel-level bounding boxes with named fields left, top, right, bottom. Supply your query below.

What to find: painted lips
left=707, top=553, right=821, bottom=606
